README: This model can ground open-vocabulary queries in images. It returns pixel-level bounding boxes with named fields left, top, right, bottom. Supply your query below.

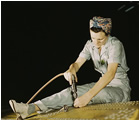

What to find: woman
left=9, top=16, right=131, bottom=119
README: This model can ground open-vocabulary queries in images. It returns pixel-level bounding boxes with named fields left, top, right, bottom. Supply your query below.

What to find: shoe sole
left=9, top=100, right=17, bottom=113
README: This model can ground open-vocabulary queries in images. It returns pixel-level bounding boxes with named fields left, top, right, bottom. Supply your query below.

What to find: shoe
left=9, top=100, right=29, bottom=119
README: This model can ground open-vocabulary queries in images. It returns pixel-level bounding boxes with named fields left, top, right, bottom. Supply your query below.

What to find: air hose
left=27, top=73, right=64, bottom=104
left=17, top=73, right=77, bottom=120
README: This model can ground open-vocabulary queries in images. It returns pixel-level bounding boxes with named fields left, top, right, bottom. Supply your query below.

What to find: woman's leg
left=34, top=83, right=125, bottom=112
left=90, top=86, right=125, bottom=104
left=9, top=83, right=91, bottom=119
left=34, top=83, right=92, bottom=112
left=9, top=82, right=125, bottom=119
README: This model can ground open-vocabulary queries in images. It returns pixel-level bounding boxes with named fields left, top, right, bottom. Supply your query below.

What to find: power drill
left=63, top=75, right=78, bottom=112
left=71, top=75, right=78, bottom=101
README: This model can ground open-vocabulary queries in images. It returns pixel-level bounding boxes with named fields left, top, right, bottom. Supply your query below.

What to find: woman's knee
left=77, top=84, right=91, bottom=97
left=92, top=87, right=124, bottom=103
left=110, top=87, right=124, bottom=102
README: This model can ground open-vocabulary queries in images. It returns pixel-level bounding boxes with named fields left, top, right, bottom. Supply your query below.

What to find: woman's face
left=90, top=30, right=108, bottom=48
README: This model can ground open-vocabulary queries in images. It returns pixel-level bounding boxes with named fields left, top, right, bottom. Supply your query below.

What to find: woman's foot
left=9, top=100, right=29, bottom=119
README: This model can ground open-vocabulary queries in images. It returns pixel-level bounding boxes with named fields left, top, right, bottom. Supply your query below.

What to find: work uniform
left=34, top=36, right=131, bottom=113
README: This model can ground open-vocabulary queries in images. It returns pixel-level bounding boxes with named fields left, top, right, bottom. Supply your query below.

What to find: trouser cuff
left=34, top=100, right=52, bottom=113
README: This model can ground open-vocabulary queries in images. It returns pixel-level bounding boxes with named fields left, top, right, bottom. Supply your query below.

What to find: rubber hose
left=26, top=73, right=64, bottom=104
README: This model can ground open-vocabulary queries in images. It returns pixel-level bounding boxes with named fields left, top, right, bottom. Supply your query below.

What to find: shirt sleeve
left=108, top=40, right=123, bottom=64
left=79, top=40, right=91, bottom=60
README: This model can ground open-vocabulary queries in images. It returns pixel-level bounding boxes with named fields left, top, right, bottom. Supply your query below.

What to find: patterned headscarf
left=90, top=16, right=112, bottom=34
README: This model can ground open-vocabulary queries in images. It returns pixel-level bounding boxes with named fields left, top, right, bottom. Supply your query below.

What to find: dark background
left=1, top=1, right=139, bottom=115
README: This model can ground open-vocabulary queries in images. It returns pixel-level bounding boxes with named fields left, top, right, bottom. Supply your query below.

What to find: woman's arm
left=74, top=62, right=118, bottom=107
left=64, top=56, right=86, bottom=85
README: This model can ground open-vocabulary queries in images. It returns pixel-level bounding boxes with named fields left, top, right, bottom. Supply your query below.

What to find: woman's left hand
left=74, top=93, right=91, bottom=108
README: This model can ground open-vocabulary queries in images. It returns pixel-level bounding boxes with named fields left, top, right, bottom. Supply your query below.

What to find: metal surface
left=2, top=101, right=139, bottom=120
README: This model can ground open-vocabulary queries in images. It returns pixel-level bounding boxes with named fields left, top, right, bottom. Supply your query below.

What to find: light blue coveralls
left=34, top=36, right=131, bottom=113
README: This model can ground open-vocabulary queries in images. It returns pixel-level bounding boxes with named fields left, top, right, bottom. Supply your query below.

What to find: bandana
left=90, top=16, right=112, bottom=34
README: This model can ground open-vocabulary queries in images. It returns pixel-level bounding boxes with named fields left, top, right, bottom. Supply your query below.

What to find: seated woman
left=9, top=16, right=131, bottom=119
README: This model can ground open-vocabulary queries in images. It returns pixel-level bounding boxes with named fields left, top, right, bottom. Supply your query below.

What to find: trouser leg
left=34, top=83, right=91, bottom=113
left=88, top=83, right=125, bottom=104
left=34, top=82, right=125, bottom=113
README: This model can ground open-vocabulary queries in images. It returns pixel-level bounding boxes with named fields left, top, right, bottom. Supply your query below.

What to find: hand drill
left=71, top=75, right=78, bottom=101
left=63, top=75, right=78, bottom=112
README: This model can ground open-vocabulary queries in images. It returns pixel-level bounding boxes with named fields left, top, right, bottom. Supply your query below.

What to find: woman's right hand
left=64, top=57, right=86, bottom=85
left=64, top=70, right=78, bottom=85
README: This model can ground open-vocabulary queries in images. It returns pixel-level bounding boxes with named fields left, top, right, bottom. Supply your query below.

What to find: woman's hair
left=90, top=27, right=109, bottom=36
